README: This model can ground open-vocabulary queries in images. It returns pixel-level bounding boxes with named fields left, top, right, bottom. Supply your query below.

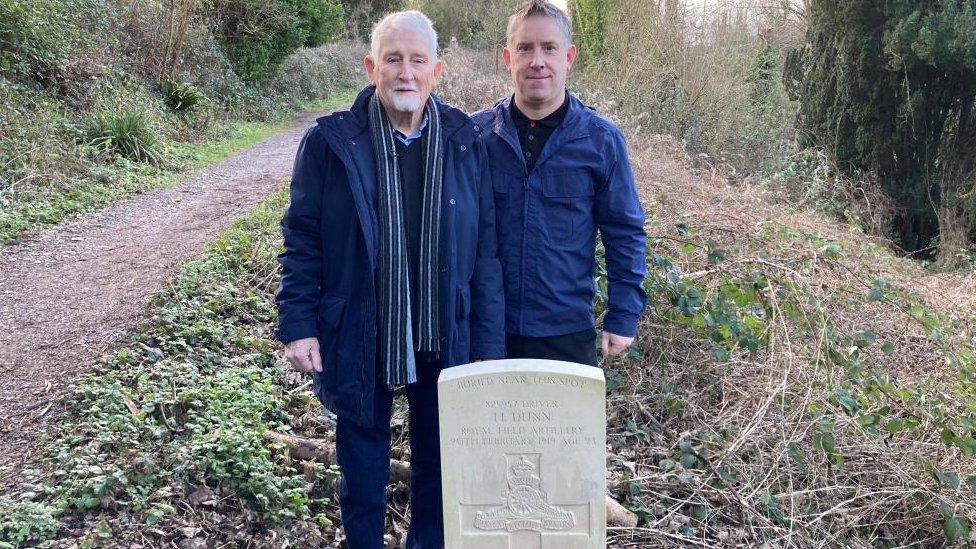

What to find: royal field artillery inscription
left=439, top=360, right=606, bottom=549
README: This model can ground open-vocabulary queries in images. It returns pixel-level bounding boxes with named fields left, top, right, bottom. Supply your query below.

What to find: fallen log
left=606, top=495, right=639, bottom=527
left=265, top=431, right=639, bottom=527
left=265, top=430, right=411, bottom=484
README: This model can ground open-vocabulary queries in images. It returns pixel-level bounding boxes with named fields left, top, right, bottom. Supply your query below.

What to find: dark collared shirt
left=510, top=92, right=570, bottom=172
left=394, top=128, right=427, bottom=342
left=395, top=127, right=442, bottom=362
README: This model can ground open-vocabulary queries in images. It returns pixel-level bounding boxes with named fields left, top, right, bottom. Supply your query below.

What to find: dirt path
left=0, top=111, right=324, bottom=485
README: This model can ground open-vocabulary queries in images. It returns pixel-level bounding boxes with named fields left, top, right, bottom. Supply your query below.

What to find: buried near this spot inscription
left=438, top=359, right=606, bottom=548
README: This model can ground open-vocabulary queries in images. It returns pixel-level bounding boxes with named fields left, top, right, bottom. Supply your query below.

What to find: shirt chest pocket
left=541, top=170, right=596, bottom=247
left=491, top=169, right=519, bottom=244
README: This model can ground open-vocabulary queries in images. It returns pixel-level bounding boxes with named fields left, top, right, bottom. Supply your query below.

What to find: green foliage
left=0, top=191, right=339, bottom=543
left=569, top=0, right=613, bottom=64
left=339, top=0, right=403, bottom=41
left=0, top=498, right=61, bottom=545
left=215, top=0, right=344, bottom=81
left=84, top=109, right=162, bottom=165
left=0, top=0, right=76, bottom=82
left=742, top=43, right=795, bottom=174
left=162, top=79, right=205, bottom=112
left=298, top=0, right=345, bottom=47
left=788, top=0, right=976, bottom=254
left=641, top=224, right=770, bottom=361
left=410, top=0, right=517, bottom=47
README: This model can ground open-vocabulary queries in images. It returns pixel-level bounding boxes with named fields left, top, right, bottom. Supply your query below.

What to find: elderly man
left=474, top=0, right=646, bottom=366
left=276, top=11, right=504, bottom=548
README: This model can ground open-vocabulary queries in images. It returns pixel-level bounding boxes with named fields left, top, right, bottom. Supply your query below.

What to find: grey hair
left=370, top=11, right=439, bottom=61
left=506, top=0, right=573, bottom=46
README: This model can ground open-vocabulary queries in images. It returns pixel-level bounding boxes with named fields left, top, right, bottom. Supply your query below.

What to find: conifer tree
left=786, top=0, right=976, bottom=256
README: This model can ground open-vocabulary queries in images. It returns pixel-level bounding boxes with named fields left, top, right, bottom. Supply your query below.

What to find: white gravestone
left=438, top=359, right=606, bottom=549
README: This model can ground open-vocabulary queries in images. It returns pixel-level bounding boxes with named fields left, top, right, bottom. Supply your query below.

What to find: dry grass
left=436, top=46, right=510, bottom=112
left=602, top=135, right=976, bottom=546
left=435, top=40, right=976, bottom=546
left=575, top=0, right=802, bottom=177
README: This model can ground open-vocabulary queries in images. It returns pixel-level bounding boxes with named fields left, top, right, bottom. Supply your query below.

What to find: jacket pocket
left=542, top=170, right=595, bottom=246
left=316, top=295, right=348, bottom=400
left=492, top=174, right=511, bottom=194
left=492, top=171, right=512, bottom=218
left=318, top=295, right=347, bottom=328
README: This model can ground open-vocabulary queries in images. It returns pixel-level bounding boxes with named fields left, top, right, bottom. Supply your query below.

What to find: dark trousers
left=505, top=327, right=599, bottom=366
left=334, top=360, right=444, bottom=549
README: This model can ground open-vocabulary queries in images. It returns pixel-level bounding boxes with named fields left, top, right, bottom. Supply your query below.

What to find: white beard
left=389, top=91, right=422, bottom=113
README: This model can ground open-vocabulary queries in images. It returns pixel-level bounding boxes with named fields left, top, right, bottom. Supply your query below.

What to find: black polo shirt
left=510, top=92, right=570, bottom=172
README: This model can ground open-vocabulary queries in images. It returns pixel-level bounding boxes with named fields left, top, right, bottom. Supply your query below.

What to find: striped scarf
left=368, top=92, right=443, bottom=387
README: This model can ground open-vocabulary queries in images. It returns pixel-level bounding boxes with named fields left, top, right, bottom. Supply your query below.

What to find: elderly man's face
left=365, top=29, right=443, bottom=113
left=503, top=15, right=577, bottom=110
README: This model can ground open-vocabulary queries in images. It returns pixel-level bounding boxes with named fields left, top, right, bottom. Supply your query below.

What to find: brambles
left=598, top=142, right=976, bottom=544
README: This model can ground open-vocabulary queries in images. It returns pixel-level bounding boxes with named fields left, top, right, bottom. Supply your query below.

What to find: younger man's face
left=503, top=15, right=577, bottom=110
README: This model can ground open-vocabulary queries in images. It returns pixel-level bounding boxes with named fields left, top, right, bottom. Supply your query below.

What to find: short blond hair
left=506, top=0, right=572, bottom=46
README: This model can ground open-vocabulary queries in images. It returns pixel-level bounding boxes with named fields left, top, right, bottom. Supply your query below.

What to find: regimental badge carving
left=473, top=454, right=576, bottom=532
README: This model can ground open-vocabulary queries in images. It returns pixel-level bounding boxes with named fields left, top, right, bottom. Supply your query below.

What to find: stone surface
left=438, top=359, right=606, bottom=549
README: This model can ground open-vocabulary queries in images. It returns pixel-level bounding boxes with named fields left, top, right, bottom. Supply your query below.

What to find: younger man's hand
left=601, top=331, right=634, bottom=357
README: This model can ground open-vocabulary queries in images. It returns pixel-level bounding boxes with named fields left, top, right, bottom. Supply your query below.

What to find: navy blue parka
left=473, top=94, right=647, bottom=339
left=277, top=86, right=505, bottom=427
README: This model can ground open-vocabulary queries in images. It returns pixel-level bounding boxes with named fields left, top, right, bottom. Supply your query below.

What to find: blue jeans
left=335, top=361, right=444, bottom=549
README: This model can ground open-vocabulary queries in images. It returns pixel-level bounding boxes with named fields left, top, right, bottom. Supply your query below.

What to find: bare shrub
left=436, top=45, right=510, bottom=112
left=772, top=148, right=899, bottom=239
left=265, top=41, right=366, bottom=104
left=577, top=0, right=801, bottom=177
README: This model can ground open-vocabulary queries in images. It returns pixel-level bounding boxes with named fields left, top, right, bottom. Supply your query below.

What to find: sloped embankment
left=2, top=132, right=975, bottom=547
left=0, top=97, right=349, bottom=488
left=603, top=135, right=976, bottom=546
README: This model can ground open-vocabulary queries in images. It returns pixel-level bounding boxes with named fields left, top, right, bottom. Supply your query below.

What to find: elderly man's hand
left=601, top=331, right=634, bottom=357
left=284, top=337, right=321, bottom=372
